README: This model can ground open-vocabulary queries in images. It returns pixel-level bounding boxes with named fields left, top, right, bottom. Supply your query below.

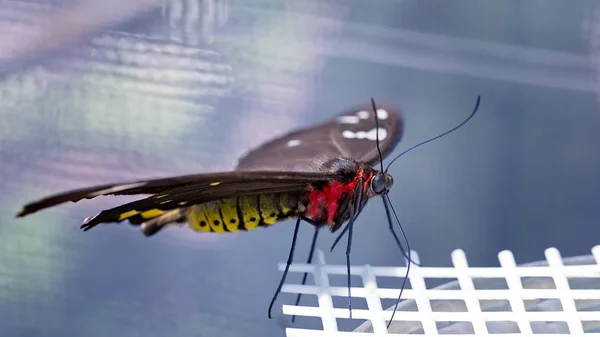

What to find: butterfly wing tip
left=80, top=214, right=100, bottom=231
left=15, top=206, right=32, bottom=218
left=80, top=224, right=94, bottom=232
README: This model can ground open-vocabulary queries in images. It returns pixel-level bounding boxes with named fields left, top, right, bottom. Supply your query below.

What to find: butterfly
left=17, top=97, right=480, bottom=327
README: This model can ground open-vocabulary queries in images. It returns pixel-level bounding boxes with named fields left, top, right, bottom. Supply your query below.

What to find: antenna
left=371, top=98, right=385, bottom=173
left=385, top=96, right=481, bottom=172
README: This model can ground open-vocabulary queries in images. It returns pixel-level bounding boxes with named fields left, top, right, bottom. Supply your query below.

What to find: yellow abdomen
left=186, top=193, right=303, bottom=233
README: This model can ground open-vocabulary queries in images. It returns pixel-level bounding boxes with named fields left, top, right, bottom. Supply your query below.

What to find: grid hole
left=522, top=276, right=556, bottom=289
left=473, top=277, right=508, bottom=289
left=431, top=299, right=467, bottom=312
left=424, top=277, right=458, bottom=289
left=331, top=296, right=368, bottom=311
left=569, top=277, right=600, bottom=289
left=530, top=321, right=570, bottom=334
left=380, top=297, right=418, bottom=312
left=437, top=321, right=474, bottom=334
left=581, top=321, right=600, bottom=333
left=335, top=317, right=367, bottom=332
left=575, top=299, right=600, bottom=311
left=486, top=321, right=520, bottom=334
left=328, top=273, right=363, bottom=288
left=376, top=275, right=411, bottom=290
left=525, top=298, right=563, bottom=311
left=480, top=299, right=512, bottom=312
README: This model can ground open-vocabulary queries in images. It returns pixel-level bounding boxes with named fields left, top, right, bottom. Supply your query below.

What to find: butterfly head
left=369, top=171, right=394, bottom=196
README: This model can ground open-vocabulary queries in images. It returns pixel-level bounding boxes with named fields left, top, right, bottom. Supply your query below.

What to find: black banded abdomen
left=186, top=193, right=303, bottom=233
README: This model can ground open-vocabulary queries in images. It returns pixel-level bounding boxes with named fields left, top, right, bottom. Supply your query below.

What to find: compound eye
left=385, top=174, right=394, bottom=189
left=371, top=174, right=387, bottom=195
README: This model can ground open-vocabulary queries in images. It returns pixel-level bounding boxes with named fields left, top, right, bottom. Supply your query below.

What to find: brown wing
left=236, top=102, right=404, bottom=171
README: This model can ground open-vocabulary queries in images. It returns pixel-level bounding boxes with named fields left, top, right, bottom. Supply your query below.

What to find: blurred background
left=0, top=0, right=599, bottom=336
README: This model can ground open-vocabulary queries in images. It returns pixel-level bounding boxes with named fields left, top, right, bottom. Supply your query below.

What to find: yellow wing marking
left=141, top=209, right=164, bottom=219
left=239, top=196, right=260, bottom=230
left=209, top=182, right=221, bottom=186
left=259, top=194, right=278, bottom=225
left=118, top=210, right=138, bottom=221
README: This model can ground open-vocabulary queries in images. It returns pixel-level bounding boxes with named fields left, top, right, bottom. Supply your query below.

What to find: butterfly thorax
left=303, top=157, right=376, bottom=232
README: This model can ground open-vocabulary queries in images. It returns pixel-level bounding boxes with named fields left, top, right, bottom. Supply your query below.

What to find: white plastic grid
left=279, top=245, right=600, bottom=336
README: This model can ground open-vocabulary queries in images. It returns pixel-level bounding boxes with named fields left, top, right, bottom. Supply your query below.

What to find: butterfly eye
left=385, top=173, right=394, bottom=190
left=370, top=173, right=387, bottom=195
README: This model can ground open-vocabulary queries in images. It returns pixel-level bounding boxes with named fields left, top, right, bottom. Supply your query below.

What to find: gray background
left=0, top=0, right=599, bottom=336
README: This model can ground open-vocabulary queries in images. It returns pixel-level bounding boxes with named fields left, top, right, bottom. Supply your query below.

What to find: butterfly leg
left=343, top=180, right=365, bottom=319
left=291, top=226, right=320, bottom=323
left=268, top=216, right=302, bottom=319
left=382, top=194, right=413, bottom=328
left=382, top=198, right=421, bottom=266
left=299, top=216, right=320, bottom=227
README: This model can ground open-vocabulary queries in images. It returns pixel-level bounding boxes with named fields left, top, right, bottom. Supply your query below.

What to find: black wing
left=237, top=102, right=404, bottom=171
left=16, top=171, right=339, bottom=219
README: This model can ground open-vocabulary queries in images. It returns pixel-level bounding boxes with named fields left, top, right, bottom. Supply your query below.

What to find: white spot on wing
left=337, top=116, right=360, bottom=124
left=376, top=108, right=389, bottom=120
left=87, top=182, right=146, bottom=198
left=342, top=128, right=387, bottom=141
left=286, top=139, right=301, bottom=147
left=342, top=130, right=356, bottom=139
left=356, top=110, right=370, bottom=119
left=375, top=128, right=388, bottom=140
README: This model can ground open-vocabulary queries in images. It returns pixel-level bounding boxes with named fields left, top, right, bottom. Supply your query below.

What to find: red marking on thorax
left=306, top=167, right=373, bottom=226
